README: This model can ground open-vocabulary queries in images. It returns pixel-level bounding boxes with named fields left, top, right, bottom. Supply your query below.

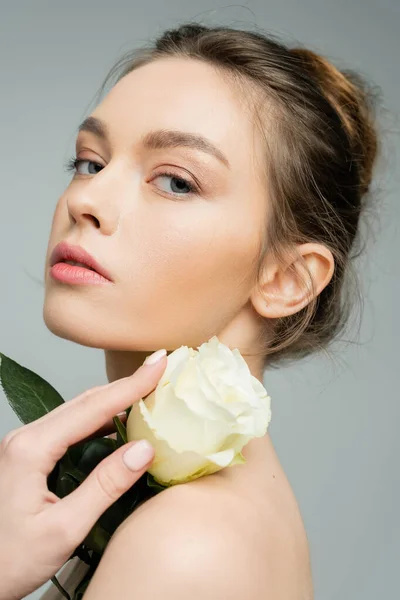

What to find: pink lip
left=49, top=241, right=113, bottom=285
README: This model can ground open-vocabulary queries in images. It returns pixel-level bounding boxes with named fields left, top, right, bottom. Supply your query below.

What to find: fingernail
left=123, top=440, right=154, bottom=471
left=143, top=349, right=167, bottom=365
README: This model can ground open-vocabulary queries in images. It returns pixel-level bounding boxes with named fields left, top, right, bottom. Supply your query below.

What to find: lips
left=49, top=241, right=113, bottom=282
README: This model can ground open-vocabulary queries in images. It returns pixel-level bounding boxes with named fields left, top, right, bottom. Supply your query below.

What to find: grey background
left=0, top=1, right=398, bottom=599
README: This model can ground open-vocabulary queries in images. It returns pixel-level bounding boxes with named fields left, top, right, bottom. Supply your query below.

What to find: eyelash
left=64, top=156, right=200, bottom=199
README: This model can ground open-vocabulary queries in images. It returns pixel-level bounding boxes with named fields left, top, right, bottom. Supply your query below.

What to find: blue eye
left=152, top=171, right=199, bottom=198
left=64, top=156, right=201, bottom=199
left=65, top=157, right=103, bottom=175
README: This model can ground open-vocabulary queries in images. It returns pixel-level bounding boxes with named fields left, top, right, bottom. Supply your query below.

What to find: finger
left=47, top=439, right=155, bottom=548
left=72, top=411, right=128, bottom=446
left=28, top=354, right=167, bottom=470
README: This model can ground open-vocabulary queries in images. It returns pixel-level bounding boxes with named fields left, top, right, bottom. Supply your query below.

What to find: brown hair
left=98, top=23, right=383, bottom=368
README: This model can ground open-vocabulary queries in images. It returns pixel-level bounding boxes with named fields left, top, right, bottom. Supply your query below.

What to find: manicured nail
left=122, top=440, right=155, bottom=471
left=143, top=349, right=167, bottom=365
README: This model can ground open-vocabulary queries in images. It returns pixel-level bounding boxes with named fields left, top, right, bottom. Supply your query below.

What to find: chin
left=42, top=291, right=110, bottom=348
left=43, top=307, right=102, bottom=348
left=42, top=294, right=147, bottom=351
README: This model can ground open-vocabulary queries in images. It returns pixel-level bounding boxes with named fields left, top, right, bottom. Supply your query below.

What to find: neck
left=104, top=301, right=266, bottom=383
left=103, top=304, right=273, bottom=485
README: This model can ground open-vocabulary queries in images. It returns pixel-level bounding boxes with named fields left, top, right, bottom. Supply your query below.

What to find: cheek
left=119, top=206, right=260, bottom=325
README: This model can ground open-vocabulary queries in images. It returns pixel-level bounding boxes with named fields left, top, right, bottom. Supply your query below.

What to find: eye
left=63, top=157, right=201, bottom=199
left=64, top=157, right=104, bottom=175
left=152, top=170, right=200, bottom=199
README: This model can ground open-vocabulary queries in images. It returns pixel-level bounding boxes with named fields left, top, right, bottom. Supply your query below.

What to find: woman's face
left=43, top=57, right=268, bottom=352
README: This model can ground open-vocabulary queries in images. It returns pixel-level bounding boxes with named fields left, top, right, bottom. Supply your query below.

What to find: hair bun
left=290, top=47, right=380, bottom=195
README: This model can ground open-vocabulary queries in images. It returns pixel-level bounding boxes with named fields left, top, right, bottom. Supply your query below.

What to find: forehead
left=92, top=57, right=263, bottom=169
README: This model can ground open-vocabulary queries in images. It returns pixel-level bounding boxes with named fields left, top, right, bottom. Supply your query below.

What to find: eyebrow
left=77, top=116, right=230, bottom=169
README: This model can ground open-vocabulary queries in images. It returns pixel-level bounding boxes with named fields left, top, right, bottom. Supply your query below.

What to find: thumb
left=49, top=440, right=155, bottom=547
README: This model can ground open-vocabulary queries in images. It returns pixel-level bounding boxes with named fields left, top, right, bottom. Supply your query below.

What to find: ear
left=251, top=243, right=335, bottom=319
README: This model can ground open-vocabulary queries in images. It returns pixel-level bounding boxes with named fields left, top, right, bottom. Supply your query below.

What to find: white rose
left=126, top=335, right=272, bottom=487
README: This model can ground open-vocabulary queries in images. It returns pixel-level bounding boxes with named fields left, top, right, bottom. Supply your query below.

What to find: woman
left=3, top=21, right=380, bottom=600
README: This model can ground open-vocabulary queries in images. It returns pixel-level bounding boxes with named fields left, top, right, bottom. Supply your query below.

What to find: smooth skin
left=0, top=354, right=167, bottom=600
left=43, top=56, right=335, bottom=385
left=31, top=56, right=329, bottom=599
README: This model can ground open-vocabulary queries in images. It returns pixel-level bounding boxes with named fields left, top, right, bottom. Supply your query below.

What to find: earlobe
left=250, top=243, right=335, bottom=320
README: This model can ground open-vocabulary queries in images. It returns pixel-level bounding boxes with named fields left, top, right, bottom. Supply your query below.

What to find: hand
left=0, top=350, right=167, bottom=600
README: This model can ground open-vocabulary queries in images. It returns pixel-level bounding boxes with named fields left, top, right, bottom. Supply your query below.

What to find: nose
left=66, top=172, right=119, bottom=236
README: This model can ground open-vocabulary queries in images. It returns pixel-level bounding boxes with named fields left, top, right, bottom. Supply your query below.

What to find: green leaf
left=66, top=440, right=88, bottom=468
left=61, top=465, right=86, bottom=486
left=47, top=446, right=86, bottom=495
left=56, top=472, right=80, bottom=499
left=76, top=438, right=118, bottom=475
left=147, top=472, right=167, bottom=493
left=112, top=415, right=127, bottom=444
left=125, top=405, right=132, bottom=419
left=0, top=352, right=64, bottom=424
left=83, top=522, right=111, bottom=555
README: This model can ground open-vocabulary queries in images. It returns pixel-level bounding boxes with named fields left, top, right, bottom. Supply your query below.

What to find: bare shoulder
left=82, top=479, right=313, bottom=600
